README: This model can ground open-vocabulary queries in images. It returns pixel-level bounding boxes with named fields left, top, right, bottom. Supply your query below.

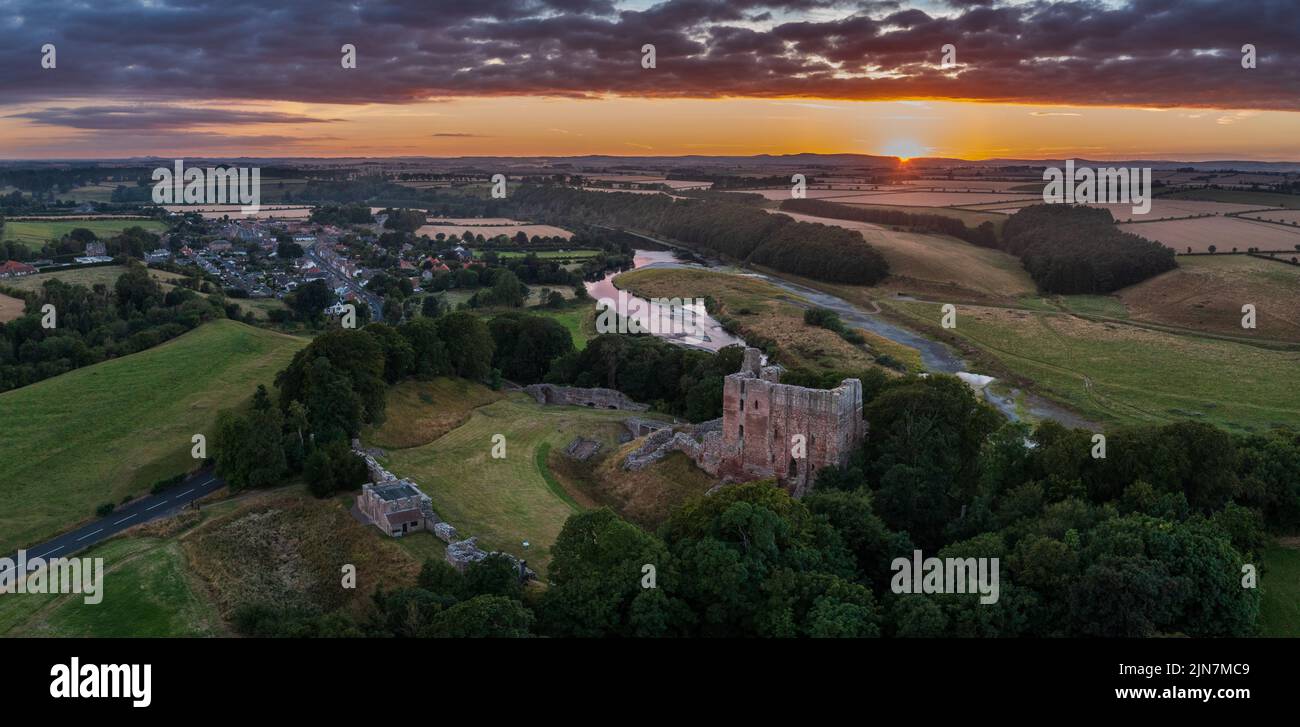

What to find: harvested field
left=0, top=293, right=24, bottom=323
left=1241, top=209, right=1300, bottom=225
left=1093, top=199, right=1275, bottom=222
left=773, top=210, right=1036, bottom=300
left=831, top=191, right=1039, bottom=207
left=1118, top=216, right=1300, bottom=253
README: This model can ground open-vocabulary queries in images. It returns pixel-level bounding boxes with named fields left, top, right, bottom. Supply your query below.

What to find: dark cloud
left=0, top=0, right=1295, bottom=110
left=8, top=106, right=336, bottom=129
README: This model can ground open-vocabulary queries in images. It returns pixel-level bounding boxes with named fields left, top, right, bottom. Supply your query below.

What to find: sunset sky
left=2, top=0, right=1297, bottom=161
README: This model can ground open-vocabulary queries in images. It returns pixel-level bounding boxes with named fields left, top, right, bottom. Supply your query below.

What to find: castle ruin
left=626, top=347, right=865, bottom=497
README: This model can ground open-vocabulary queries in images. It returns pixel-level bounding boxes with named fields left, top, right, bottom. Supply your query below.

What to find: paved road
left=305, top=243, right=384, bottom=320
left=4, top=469, right=225, bottom=569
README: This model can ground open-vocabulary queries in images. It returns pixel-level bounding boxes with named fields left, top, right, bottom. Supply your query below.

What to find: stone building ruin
left=624, top=347, right=865, bottom=497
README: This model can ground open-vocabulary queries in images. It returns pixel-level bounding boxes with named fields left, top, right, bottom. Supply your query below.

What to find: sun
left=878, top=139, right=930, bottom=161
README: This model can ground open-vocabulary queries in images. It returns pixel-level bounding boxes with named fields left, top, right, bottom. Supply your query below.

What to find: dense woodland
left=503, top=186, right=891, bottom=285
left=1001, top=204, right=1178, bottom=293
left=233, top=353, right=1294, bottom=638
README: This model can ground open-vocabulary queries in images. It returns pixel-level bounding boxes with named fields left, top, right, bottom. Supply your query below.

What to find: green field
left=492, top=249, right=601, bottom=260
left=888, top=300, right=1300, bottom=433
left=378, top=394, right=652, bottom=573
left=1258, top=545, right=1300, bottom=636
left=0, top=219, right=167, bottom=246
left=5, top=538, right=221, bottom=637
left=0, top=320, right=306, bottom=555
left=0, top=264, right=184, bottom=294
left=522, top=304, right=596, bottom=350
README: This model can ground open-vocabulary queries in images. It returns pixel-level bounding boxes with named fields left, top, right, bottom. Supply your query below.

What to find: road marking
left=113, top=514, right=135, bottom=525
left=36, top=546, right=63, bottom=558
left=175, top=489, right=195, bottom=499
left=145, top=501, right=165, bottom=511
left=75, top=529, right=104, bottom=542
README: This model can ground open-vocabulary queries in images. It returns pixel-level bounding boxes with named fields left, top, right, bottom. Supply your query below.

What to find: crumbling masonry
left=625, top=348, right=865, bottom=497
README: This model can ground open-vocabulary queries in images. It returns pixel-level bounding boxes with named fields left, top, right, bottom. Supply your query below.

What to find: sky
left=1, top=0, right=1297, bottom=161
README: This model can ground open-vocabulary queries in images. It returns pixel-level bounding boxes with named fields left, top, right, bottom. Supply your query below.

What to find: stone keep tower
left=714, top=348, right=865, bottom=497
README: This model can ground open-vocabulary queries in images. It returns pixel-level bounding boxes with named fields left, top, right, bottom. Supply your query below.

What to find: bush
left=95, top=502, right=116, bottom=517
left=150, top=473, right=188, bottom=495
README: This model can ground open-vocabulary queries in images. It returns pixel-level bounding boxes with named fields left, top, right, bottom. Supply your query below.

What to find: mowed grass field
left=887, top=300, right=1300, bottom=433
left=0, top=219, right=166, bottom=246
left=0, top=320, right=306, bottom=555
left=378, top=394, right=650, bottom=573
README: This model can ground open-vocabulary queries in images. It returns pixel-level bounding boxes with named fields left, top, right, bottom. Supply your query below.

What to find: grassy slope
left=363, top=377, right=503, bottom=450
left=887, top=300, right=1300, bottom=433
left=1118, top=255, right=1300, bottom=342
left=379, top=393, right=650, bottom=573
left=0, top=265, right=184, bottom=294
left=1, top=219, right=167, bottom=246
left=0, top=320, right=306, bottom=554
left=773, top=209, right=1036, bottom=302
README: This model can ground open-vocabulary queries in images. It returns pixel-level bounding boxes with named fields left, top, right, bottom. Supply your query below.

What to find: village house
left=0, top=260, right=38, bottom=278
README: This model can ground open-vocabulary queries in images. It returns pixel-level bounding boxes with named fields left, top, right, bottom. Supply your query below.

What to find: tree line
left=780, top=197, right=998, bottom=248
left=1001, top=204, right=1177, bottom=293
left=504, top=186, right=891, bottom=285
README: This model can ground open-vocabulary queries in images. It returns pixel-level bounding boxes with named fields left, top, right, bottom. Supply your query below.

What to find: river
left=585, top=244, right=1092, bottom=428
left=583, top=249, right=747, bottom=352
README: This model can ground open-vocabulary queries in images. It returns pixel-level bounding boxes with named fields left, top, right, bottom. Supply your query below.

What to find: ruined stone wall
left=704, top=347, right=864, bottom=497
left=524, top=384, right=649, bottom=412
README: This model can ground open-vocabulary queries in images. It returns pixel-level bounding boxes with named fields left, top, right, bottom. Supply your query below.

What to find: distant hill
left=0, top=320, right=306, bottom=555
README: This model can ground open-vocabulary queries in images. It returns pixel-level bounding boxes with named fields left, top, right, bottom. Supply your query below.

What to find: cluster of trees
left=1001, top=205, right=1177, bottom=293
left=309, top=203, right=374, bottom=226
left=0, top=225, right=162, bottom=263
left=214, top=310, right=583, bottom=492
left=780, top=198, right=998, bottom=248
left=0, top=263, right=225, bottom=391
left=545, top=335, right=745, bottom=421
left=350, top=373, right=1285, bottom=638
left=504, top=186, right=890, bottom=285
left=802, top=306, right=866, bottom=345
